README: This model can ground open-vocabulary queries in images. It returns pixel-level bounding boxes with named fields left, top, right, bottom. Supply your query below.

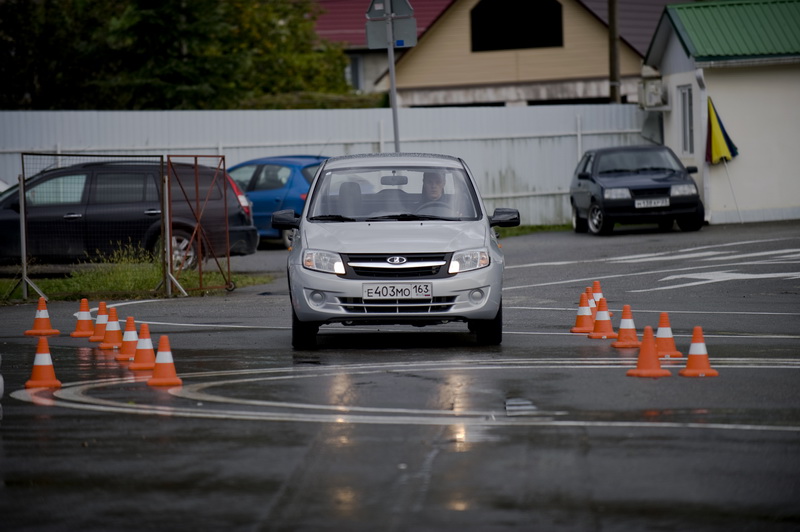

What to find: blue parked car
left=228, top=155, right=327, bottom=247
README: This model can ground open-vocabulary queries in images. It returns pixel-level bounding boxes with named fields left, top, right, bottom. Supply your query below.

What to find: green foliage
left=0, top=243, right=271, bottom=302
left=495, top=224, right=571, bottom=238
left=0, top=0, right=356, bottom=110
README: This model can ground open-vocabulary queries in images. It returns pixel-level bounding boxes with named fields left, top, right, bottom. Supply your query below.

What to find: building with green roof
left=642, top=0, right=800, bottom=224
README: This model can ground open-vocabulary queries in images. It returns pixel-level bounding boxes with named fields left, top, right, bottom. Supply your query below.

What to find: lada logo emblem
left=387, top=256, right=407, bottom=265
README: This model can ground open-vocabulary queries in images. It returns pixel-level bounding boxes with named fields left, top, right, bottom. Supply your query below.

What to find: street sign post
left=366, top=0, right=417, bottom=152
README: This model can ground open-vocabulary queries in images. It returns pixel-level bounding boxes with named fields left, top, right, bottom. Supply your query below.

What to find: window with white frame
left=679, top=85, right=694, bottom=154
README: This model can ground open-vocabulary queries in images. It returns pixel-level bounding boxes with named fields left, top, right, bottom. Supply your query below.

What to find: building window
left=679, top=85, right=694, bottom=154
left=471, top=0, right=563, bottom=53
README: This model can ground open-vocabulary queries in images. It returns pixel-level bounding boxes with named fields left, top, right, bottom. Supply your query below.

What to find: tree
left=0, top=0, right=351, bottom=109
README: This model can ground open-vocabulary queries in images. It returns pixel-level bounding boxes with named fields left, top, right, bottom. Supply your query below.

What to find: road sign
left=366, top=0, right=414, bottom=19
left=366, top=18, right=417, bottom=49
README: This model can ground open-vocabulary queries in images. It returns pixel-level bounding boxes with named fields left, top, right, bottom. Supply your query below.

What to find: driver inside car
left=419, top=170, right=446, bottom=206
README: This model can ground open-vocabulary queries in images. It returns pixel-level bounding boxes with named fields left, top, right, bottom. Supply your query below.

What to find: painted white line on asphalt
left=507, top=306, right=800, bottom=317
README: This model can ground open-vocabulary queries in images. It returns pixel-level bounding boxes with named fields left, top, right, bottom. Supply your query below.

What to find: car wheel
left=572, top=204, right=588, bottom=233
left=170, top=229, right=198, bottom=269
left=292, top=305, right=319, bottom=350
left=677, top=209, right=705, bottom=232
left=588, top=203, right=614, bottom=235
left=472, top=301, right=503, bottom=345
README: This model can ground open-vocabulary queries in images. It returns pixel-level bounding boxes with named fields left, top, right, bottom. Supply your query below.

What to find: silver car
left=272, top=153, right=520, bottom=349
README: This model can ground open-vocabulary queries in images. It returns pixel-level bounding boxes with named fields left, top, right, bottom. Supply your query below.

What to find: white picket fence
left=0, top=105, right=648, bottom=224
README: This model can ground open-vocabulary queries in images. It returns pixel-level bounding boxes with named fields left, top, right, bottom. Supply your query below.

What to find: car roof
left=229, top=155, right=328, bottom=168
left=586, top=145, right=670, bottom=156
left=323, top=152, right=463, bottom=170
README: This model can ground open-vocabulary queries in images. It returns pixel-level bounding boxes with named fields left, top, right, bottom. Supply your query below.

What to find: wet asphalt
left=1, top=221, right=800, bottom=531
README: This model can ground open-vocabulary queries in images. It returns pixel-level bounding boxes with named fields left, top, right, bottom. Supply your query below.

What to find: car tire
left=292, top=305, right=320, bottom=350
left=677, top=208, right=705, bottom=232
left=588, top=203, right=614, bottom=235
left=170, top=229, right=198, bottom=270
left=572, top=204, right=588, bottom=233
left=472, top=301, right=503, bottom=345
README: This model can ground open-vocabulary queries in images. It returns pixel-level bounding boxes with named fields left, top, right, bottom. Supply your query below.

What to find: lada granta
left=272, top=153, right=521, bottom=349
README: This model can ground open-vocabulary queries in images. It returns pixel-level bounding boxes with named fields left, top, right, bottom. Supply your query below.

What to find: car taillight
left=226, top=176, right=251, bottom=216
left=301, top=193, right=307, bottom=201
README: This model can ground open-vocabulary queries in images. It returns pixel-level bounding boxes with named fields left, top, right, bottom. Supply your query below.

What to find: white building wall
left=0, top=106, right=647, bottom=225
left=702, top=65, right=800, bottom=223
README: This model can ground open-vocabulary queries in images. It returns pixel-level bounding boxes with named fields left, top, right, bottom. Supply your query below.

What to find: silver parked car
left=272, top=153, right=521, bottom=349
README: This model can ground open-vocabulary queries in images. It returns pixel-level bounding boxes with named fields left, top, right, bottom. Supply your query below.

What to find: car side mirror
left=686, top=166, right=698, bottom=174
left=577, top=172, right=591, bottom=180
left=489, top=208, right=521, bottom=228
left=271, top=209, right=300, bottom=230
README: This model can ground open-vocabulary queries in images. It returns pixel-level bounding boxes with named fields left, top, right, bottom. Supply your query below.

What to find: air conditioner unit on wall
left=638, top=78, right=668, bottom=109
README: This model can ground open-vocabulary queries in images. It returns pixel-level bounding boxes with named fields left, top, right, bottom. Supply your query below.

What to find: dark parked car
left=228, top=155, right=327, bottom=247
left=0, top=161, right=258, bottom=267
left=569, top=145, right=705, bottom=235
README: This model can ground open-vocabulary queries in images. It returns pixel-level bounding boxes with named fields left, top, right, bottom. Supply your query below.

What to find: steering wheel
left=414, top=200, right=452, bottom=215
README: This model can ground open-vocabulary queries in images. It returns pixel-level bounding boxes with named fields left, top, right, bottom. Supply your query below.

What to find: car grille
left=338, top=296, right=457, bottom=313
left=631, top=187, right=670, bottom=198
left=343, top=253, right=451, bottom=279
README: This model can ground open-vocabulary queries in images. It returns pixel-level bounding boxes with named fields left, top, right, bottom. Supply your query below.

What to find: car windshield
left=596, top=149, right=683, bottom=175
left=307, top=165, right=481, bottom=221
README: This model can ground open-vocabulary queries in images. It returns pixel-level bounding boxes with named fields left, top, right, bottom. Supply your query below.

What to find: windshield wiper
left=636, top=167, right=677, bottom=173
left=365, top=213, right=456, bottom=221
left=598, top=168, right=635, bottom=174
left=308, top=214, right=357, bottom=222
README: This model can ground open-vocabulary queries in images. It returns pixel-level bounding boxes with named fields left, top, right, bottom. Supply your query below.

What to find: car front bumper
left=289, top=263, right=503, bottom=325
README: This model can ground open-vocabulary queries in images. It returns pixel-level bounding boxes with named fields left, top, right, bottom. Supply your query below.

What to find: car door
left=246, top=164, right=293, bottom=235
left=16, top=172, right=89, bottom=260
left=84, top=169, right=161, bottom=256
left=571, top=153, right=594, bottom=214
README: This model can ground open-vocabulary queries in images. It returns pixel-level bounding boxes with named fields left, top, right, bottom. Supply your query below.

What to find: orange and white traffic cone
left=679, top=326, right=719, bottom=378
left=585, top=287, right=597, bottom=320
left=627, top=326, right=671, bottom=378
left=129, top=323, right=156, bottom=371
left=655, top=312, right=683, bottom=358
left=99, top=307, right=123, bottom=350
left=70, top=298, right=95, bottom=338
left=24, top=297, right=60, bottom=336
left=25, top=337, right=62, bottom=388
left=588, top=298, right=618, bottom=339
left=612, top=304, right=641, bottom=348
left=89, top=302, right=109, bottom=342
left=148, top=336, right=183, bottom=387
left=592, top=280, right=604, bottom=303
left=570, top=292, right=594, bottom=333
left=115, top=317, right=139, bottom=362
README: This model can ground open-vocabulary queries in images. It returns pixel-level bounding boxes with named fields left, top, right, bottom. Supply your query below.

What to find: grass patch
left=496, top=224, right=571, bottom=238
left=0, top=244, right=271, bottom=303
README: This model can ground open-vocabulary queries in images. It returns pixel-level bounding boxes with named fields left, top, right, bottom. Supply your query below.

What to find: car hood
left=302, top=221, right=489, bottom=253
left=596, top=170, right=691, bottom=188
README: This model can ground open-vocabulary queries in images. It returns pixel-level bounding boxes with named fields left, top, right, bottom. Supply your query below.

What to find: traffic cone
left=148, top=336, right=183, bottom=387
left=585, top=287, right=597, bottom=319
left=89, top=302, right=109, bottom=342
left=129, top=323, right=156, bottom=371
left=570, top=292, right=594, bottom=333
left=612, top=305, right=641, bottom=348
left=70, top=298, right=95, bottom=338
left=627, top=326, right=671, bottom=378
left=115, top=317, right=139, bottom=362
left=99, top=307, right=123, bottom=350
left=592, top=280, right=604, bottom=303
left=588, top=298, right=618, bottom=339
left=25, top=337, right=62, bottom=388
left=24, top=297, right=60, bottom=336
left=655, top=312, right=683, bottom=358
left=679, top=326, right=719, bottom=378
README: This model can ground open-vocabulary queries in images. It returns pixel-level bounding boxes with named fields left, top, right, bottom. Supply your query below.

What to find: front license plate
left=635, top=198, right=670, bottom=208
left=363, top=283, right=432, bottom=299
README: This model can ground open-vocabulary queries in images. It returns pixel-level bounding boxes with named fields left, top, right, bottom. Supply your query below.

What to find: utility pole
left=608, top=0, right=621, bottom=103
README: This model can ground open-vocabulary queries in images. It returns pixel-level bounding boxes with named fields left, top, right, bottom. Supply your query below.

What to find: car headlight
left=302, top=249, right=345, bottom=274
left=603, top=188, right=631, bottom=200
left=449, top=249, right=490, bottom=274
left=671, top=184, right=698, bottom=196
